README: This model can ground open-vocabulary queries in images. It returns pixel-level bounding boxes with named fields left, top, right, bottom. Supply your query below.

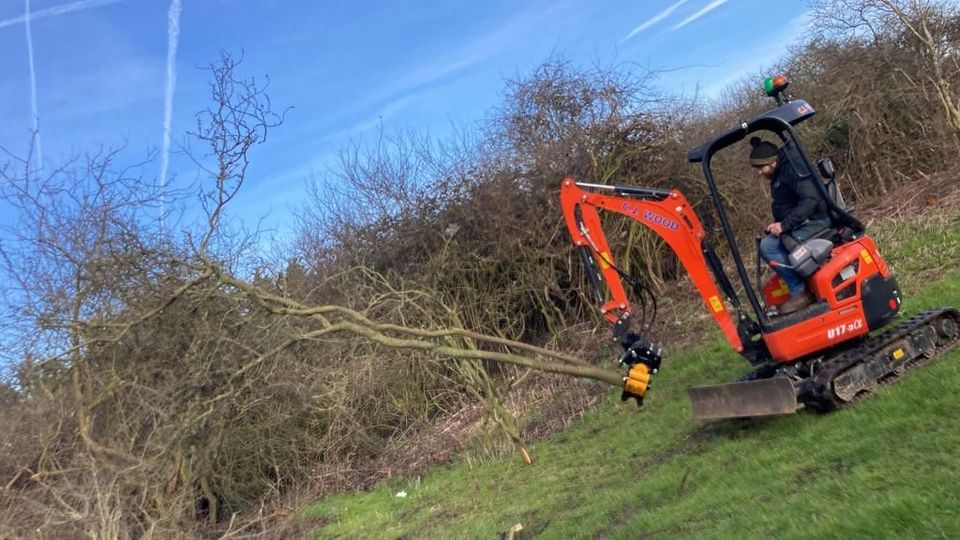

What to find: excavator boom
left=560, top=178, right=746, bottom=353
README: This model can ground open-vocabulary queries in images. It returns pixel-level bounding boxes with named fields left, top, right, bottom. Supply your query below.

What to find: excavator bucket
left=688, top=377, right=798, bottom=419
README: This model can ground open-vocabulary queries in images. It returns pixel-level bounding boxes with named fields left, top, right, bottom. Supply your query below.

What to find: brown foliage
left=2, top=2, right=960, bottom=536
left=0, top=53, right=622, bottom=539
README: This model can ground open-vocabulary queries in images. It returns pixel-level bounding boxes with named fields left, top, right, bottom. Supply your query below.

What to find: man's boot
left=780, top=290, right=813, bottom=315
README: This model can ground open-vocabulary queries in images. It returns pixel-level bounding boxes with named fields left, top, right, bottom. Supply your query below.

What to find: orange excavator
left=561, top=75, right=959, bottom=419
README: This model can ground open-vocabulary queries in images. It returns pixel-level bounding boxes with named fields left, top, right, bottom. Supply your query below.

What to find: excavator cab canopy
left=685, top=99, right=817, bottom=165
left=686, top=85, right=862, bottom=235
left=680, top=75, right=865, bottom=338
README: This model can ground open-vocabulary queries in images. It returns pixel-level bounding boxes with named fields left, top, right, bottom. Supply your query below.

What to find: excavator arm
left=560, top=178, right=750, bottom=402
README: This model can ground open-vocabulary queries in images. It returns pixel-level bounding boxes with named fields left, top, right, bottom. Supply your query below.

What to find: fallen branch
left=208, top=263, right=623, bottom=387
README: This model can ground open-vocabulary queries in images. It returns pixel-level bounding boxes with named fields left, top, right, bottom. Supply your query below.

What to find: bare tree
left=812, top=0, right=960, bottom=144
left=0, top=52, right=629, bottom=538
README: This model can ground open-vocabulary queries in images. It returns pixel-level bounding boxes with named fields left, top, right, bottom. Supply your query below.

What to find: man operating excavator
left=749, top=136, right=831, bottom=314
left=562, top=76, right=956, bottom=417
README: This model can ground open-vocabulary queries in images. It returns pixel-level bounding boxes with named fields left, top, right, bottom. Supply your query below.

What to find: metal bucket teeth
left=688, top=378, right=798, bottom=419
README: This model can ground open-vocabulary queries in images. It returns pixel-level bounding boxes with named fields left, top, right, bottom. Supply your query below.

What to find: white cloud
left=0, top=0, right=121, bottom=30
left=321, top=95, right=420, bottom=144
left=672, top=0, right=729, bottom=31
left=311, top=2, right=570, bottom=145
left=699, top=10, right=812, bottom=98
left=392, top=2, right=567, bottom=93
left=42, top=59, right=162, bottom=122
left=619, top=0, right=688, bottom=43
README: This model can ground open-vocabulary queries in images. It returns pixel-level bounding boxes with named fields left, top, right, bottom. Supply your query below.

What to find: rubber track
left=802, top=307, right=960, bottom=411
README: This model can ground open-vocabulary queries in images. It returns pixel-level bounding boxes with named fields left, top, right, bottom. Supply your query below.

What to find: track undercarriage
left=689, top=308, right=960, bottom=419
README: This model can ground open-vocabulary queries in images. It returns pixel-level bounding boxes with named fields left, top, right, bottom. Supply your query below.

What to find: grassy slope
left=305, top=216, right=960, bottom=539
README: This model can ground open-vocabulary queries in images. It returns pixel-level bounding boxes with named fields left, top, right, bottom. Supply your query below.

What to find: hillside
left=303, top=207, right=960, bottom=538
left=1, top=1, right=958, bottom=536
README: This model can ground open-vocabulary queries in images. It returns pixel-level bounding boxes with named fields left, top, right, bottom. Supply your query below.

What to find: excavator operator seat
left=817, top=158, right=846, bottom=210
left=789, top=238, right=834, bottom=278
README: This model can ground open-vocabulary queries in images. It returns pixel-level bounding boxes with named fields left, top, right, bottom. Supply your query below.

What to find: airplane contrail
left=0, top=0, right=121, bottom=30
left=619, top=0, right=687, bottom=44
left=24, top=0, right=43, bottom=169
left=672, top=0, right=729, bottom=31
left=159, top=0, right=182, bottom=225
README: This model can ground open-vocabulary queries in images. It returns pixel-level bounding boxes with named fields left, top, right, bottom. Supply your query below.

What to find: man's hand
left=766, top=222, right=783, bottom=237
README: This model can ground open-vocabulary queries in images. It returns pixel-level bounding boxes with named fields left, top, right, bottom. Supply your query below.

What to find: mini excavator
left=561, top=75, right=959, bottom=419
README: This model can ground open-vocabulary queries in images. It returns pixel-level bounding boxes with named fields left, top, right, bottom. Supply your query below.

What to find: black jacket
left=770, top=151, right=829, bottom=233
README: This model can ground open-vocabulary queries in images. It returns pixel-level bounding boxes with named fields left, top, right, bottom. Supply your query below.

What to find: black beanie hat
left=749, top=137, right=779, bottom=167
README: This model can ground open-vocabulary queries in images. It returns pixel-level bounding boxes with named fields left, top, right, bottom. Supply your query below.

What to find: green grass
left=303, top=217, right=960, bottom=539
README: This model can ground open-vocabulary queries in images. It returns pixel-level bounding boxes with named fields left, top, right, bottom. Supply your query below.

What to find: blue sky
left=0, top=0, right=811, bottom=241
